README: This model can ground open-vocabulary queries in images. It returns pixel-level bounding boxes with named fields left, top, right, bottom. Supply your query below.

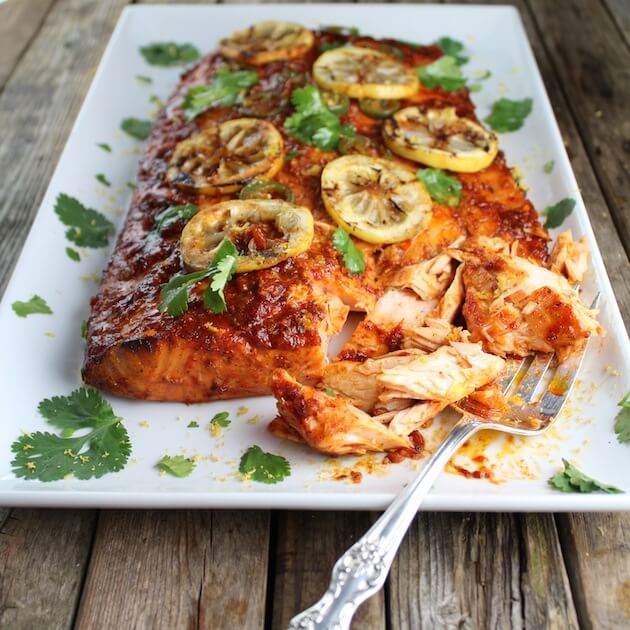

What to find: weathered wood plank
left=556, top=513, right=630, bottom=630
left=0, top=0, right=130, bottom=296
left=0, top=0, right=55, bottom=93
left=527, top=0, right=630, bottom=260
left=0, top=509, right=96, bottom=630
left=75, top=510, right=270, bottom=630
left=604, top=0, right=630, bottom=47
left=272, top=511, right=386, bottom=629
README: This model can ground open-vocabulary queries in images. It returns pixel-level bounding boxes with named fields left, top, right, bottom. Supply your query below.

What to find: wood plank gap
left=264, top=511, right=279, bottom=630
left=602, top=0, right=630, bottom=50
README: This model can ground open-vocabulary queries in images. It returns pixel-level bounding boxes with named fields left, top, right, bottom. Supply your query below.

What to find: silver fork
left=289, top=297, right=600, bottom=630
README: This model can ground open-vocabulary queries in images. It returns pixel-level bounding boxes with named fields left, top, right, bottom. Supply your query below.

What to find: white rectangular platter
left=1, top=4, right=628, bottom=511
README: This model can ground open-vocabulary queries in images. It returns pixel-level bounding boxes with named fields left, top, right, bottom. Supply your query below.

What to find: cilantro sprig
left=417, top=168, right=462, bottom=207
left=157, top=455, right=195, bottom=478
left=417, top=56, right=466, bottom=92
left=11, top=388, right=131, bottom=481
left=210, top=411, right=231, bottom=429
left=434, top=37, right=468, bottom=65
left=239, top=445, right=291, bottom=484
left=54, top=194, right=114, bottom=248
left=12, top=295, right=53, bottom=318
left=332, top=227, right=365, bottom=274
left=548, top=459, right=622, bottom=494
left=543, top=198, right=575, bottom=229
left=153, top=203, right=198, bottom=234
left=158, top=238, right=237, bottom=316
left=614, top=391, right=630, bottom=444
left=284, top=85, right=356, bottom=151
left=485, top=98, right=533, bottom=133
left=121, top=118, right=152, bottom=140
left=182, top=68, right=258, bottom=121
left=140, top=42, right=200, bottom=67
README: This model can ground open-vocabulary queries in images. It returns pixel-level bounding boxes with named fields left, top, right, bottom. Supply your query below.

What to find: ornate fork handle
left=288, top=417, right=482, bottom=630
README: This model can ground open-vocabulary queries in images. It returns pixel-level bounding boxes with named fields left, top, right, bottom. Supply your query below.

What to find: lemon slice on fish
left=383, top=106, right=498, bottom=173
left=220, top=21, right=315, bottom=65
left=181, top=199, right=314, bottom=272
left=167, top=118, right=284, bottom=194
left=313, top=46, right=419, bottom=100
left=320, top=155, right=432, bottom=244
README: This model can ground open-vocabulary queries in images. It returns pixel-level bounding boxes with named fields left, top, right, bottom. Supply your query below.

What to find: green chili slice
left=358, top=98, right=401, bottom=119
left=239, top=179, right=295, bottom=203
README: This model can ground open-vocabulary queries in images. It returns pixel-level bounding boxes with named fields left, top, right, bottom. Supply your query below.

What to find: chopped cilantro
left=417, top=56, right=466, bottom=92
left=66, top=247, right=81, bottom=262
left=182, top=68, right=258, bottom=121
left=153, top=203, right=198, bottom=233
left=157, top=455, right=195, bottom=478
left=284, top=85, right=356, bottom=151
left=150, top=95, right=164, bottom=109
left=210, top=411, right=230, bottom=428
left=319, top=42, right=344, bottom=53
left=121, top=117, right=152, bottom=140
left=136, top=74, right=152, bottom=84
left=140, top=42, right=200, bottom=67
left=469, top=84, right=483, bottom=93
left=239, top=445, right=291, bottom=484
left=11, top=388, right=131, bottom=481
left=187, top=420, right=200, bottom=428
left=417, top=168, right=462, bottom=207
left=614, top=391, right=630, bottom=444
left=548, top=459, right=622, bottom=494
left=332, top=227, right=365, bottom=274
left=12, top=295, right=52, bottom=318
left=127, top=182, right=136, bottom=190
left=96, top=142, right=111, bottom=152
left=485, top=98, right=533, bottom=132
left=319, top=25, right=359, bottom=36
left=434, top=37, right=468, bottom=65
left=543, top=198, right=575, bottom=229
left=159, top=238, right=237, bottom=316
left=544, top=160, right=555, bottom=174
left=324, top=386, right=337, bottom=397
left=284, top=148, right=303, bottom=162
left=95, top=173, right=111, bottom=187
left=81, top=320, right=88, bottom=339
left=54, top=193, right=115, bottom=248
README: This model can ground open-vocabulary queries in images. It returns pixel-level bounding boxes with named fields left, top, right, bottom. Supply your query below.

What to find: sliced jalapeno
left=322, top=91, right=350, bottom=117
left=240, top=179, right=295, bottom=203
left=338, top=134, right=375, bottom=156
left=358, top=98, right=401, bottom=119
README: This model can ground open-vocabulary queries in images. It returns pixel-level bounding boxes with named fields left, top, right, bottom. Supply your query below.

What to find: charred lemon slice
left=313, top=46, right=419, bottom=99
left=167, top=118, right=284, bottom=194
left=219, top=21, right=314, bottom=66
left=320, top=155, right=432, bottom=244
left=181, top=199, right=314, bottom=272
left=383, top=106, right=499, bottom=173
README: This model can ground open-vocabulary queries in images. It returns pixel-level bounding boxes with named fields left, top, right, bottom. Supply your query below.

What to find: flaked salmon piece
left=388, top=252, right=455, bottom=301
left=454, top=247, right=603, bottom=360
left=548, top=230, right=589, bottom=284
left=270, top=369, right=410, bottom=455
left=402, top=317, right=470, bottom=353
left=429, top=264, right=464, bottom=323
left=455, top=382, right=509, bottom=420
left=377, top=342, right=505, bottom=403
left=388, top=401, right=445, bottom=437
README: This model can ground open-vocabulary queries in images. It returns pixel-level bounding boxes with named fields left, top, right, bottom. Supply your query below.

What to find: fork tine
left=511, top=353, right=553, bottom=402
left=498, top=357, right=527, bottom=394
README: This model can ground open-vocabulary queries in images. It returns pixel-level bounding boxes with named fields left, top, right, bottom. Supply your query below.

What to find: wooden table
left=1, top=1, right=628, bottom=628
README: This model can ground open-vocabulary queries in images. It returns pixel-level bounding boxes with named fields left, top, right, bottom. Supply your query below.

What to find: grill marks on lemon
left=167, top=118, right=284, bottom=194
left=321, top=155, right=433, bottom=244
left=181, top=199, right=314, bottom=272
left=313, top=46, right=419, bottom=100
left=220, top=21, right=315, bottom=65
left=383, top=106, right=498, bottom=173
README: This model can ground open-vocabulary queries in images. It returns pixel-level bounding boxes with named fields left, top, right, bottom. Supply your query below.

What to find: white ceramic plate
left=1, top=4, right=628, bottom=510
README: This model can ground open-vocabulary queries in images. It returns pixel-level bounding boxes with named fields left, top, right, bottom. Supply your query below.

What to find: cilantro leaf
left=485, top=98, right=533, bottom=132
left=417, top=56, right=466, bottom=92
left=96, top=142, right=111, bottom=152
left=95, top=173, right=111, bottom=187
left=81, top=320, right=88, bottom=339
left=11, top=387, right=131, bottom=481
left=187, top=420, right=199, bottom=428
left=614, top=391, right=630, bottom=444
left=543, top=160, right=555, bottom=174
left=140, top=42, right=200, bottom=67
left=417, top=168, right=462, bottom=207
left=54, top=193, right=115, bottom=248
left=159, top=238, right=238, bottom=316
left=12, top=295, right=52, bottom=318
left=548, top=459, right=622, bottom=494
left=543, top=198, right=575, bottom=229
left=210, top=411, right=230, bottom=428
left=66, top=247, right=81, bottom=262
left=319, top=25, right=359, bottom=36
left=284, top=85, right=356, bottom=151
left=332, top=227, right=365, bottom=274
left=157, top=455, right=195, bottom=478
left=153, top=203, right=198, bottom=233
left=182, top=68, right=258, bottom=121
left=239, top=445, right=291, bottom=484
left=434, top=37, right=468, bottom=65
left=136, top=74, right=152, bottom=84
left=121, top=117, right=152, bottom=140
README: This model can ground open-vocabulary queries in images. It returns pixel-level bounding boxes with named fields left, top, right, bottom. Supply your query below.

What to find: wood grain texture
left=388, top=513, right=578, bottom=629
left=0, top=0, right=129, bottom=296
left=75, top=510, right=270, bottom=630
left=0, top=0, right=55, bottom=92
left=272, top=511, right=386, bottom=629
left=0, top=509, right=96, bottom=630
left=604, top=0, right=630, bottom=46
left=556, top=513, right=630, bottom=630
